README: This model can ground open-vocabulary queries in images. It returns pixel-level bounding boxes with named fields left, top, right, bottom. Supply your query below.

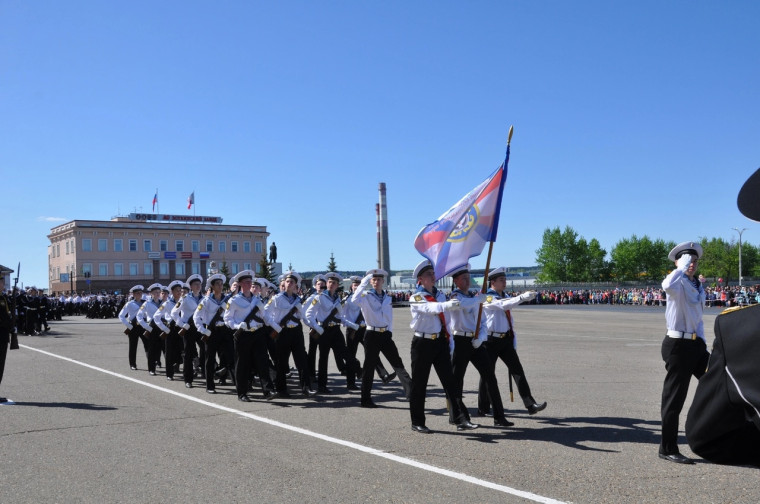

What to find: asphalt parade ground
left=1, top=305, right=757, bottom=504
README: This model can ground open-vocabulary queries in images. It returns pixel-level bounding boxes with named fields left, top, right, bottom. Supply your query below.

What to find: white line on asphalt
left=20, top=344, right=567, bottom=504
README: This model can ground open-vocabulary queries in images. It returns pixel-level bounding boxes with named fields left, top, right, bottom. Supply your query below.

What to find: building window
left=129, top=263, right=138, bottom=276
left=160, top=262, right=168, bottom=276
left=82, top=263, right=93, bottom=276
left=231, top=263, right=239, bottom=274
left=255, top=263, right=261, bottom=273
left=114, top=239, right=123, bottom=252
left=219, top=241, right=226, bottom=253
left=97, top=239, right=107, bottom=252
left=99, top=264, right=108, bottom=276
left=144, top=262, right=153, bottom=276
left=66, top=242, right=70, bottom=254
left=231, top=241, right=238, bottom=252
left=255, top=242, right=262, bottom=253
left=175, top=240, right=184, bottom=252
left=176, top=263, right=185, bottom=275
left=56, top=244, right=60, bottom=256
left=129, top=239, right=137, bottom=252
left=206, top=240, right=213, bottom=252
left=160, top=240, right=168, bottom=252
left=114, top=263, right=123, bottom=276
left=192, top=262, right=200, bottom=275
left=83, top=239, right=92, bottom=252
left=192, top=240, right=200, bottom=252
left=143, top=239, right=152, bottom=252
left=243, top=241, right=251, bottom=253
left=244, top=263, right=251, bottom=270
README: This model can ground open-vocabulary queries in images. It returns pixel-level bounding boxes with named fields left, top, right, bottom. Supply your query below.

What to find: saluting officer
left=343, top=275, right=394, bottom=392
left=408, top=260, right=478, bottom=433
left=136, top=284, right=164, bottom=376
left=171, top=274, right=205, bottom=388
left=264, top=271, right=315, bottom=398
left=304, top=272, right=360, bottom=393
left=118, top=285, right=147, bottom=370
left=479, top=267, right=545, bottom=417
left=224, top=271, right=277, bottom=402
left=659, top=241, right=710, bottom=464
left=351, top=269, right=412, bottom=408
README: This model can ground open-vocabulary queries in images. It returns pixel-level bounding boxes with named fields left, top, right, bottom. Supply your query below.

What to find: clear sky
left=2, top=1, right=759, bottom=288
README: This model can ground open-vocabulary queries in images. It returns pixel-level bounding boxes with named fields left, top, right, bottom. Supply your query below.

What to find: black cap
left=738, top=167, right=760, bottom=221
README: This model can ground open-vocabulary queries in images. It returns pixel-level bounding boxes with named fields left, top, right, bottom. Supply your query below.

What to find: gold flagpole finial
left=507, top=125, right=514, bottom=146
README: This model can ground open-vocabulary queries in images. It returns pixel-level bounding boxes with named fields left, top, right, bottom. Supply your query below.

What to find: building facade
left=48, top=215, right=269, bottom=294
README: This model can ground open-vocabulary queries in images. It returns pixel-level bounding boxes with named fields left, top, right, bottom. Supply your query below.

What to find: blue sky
left=2, top=1, right=759, bottom=288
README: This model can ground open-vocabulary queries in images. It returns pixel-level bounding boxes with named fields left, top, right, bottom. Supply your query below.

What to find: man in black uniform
left=1, top=276, right=18, bottom=402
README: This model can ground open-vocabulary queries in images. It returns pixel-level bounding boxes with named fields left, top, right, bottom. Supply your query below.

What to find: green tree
left=258, top=251, right=275, bottom=283
left=535, top=226, right=608, bottom=282
left=219, top=261, right=231, bottom=289
left=327, top=252, right=337, bottom=272
left=610, top=235, right=674, bottom=282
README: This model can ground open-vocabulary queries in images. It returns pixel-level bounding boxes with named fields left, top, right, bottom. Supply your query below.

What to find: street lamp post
left=732, top=227, right=748, bottom=286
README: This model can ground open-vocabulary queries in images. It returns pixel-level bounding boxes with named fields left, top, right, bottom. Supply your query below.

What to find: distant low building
left=47, top=214, right=269, bottom=294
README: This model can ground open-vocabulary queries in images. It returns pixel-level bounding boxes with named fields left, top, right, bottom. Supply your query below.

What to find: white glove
left=182, top=323, right=191, bottom=331
left=346, top=321, right=360, bottom=330
left=472, top=338, right=483, bottom=349
left=519, top=291, right=537, bottom=302
left=236, top=322, right=248, bottom=331
left=201, top=328, right=212, bottom=337
left=442, top=299, right=461, bottom=311
left=125, top=323, right=133, bottom=329
left=676, top=253, right=692, bottom=272
left=316, top=326, right=325, bottom=335
left=473, top=293, right=488, bottom=304
left=362, top=273, right=373, bottom=285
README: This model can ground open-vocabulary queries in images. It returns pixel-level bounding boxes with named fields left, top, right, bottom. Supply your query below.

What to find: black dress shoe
left=149, top=371, right=157, bottom=376
left=659, top=452, right=694, bottom=464
left=318, top=386, right=332, bottom=394
left=302, top=387, right=316, bottom=397
left=361, top=401, right=378, bottom=408
left=167, top=376, right=174, bottom=381
left=527, top=402, right=547, bottom=415
left=476, top=409, right=492, bottom=417
left=206, top=388, right=216, bottom=394
left=130, top=366, right=138, bottom=371
left=494, top=417, right=515, bottom=427
left=457, top=420, right=480, bottom=431
left=411, top=424, right=432, bottom=434
left=264, top=390, right=279, bottom=401
left=238, top=395, right=252, bottom=402
left=346, top=384, right=360, bottom=391
left=381, top=371, right=397, bottom=384
left=278, top=390, right=291, bottom=398
left=185, top=383, right=193, bottom=389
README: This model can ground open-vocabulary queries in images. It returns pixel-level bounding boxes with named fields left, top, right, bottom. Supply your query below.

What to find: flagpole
left=474, top=125, right=513, bottom=332
left=156, top=188, right=159, bottom=214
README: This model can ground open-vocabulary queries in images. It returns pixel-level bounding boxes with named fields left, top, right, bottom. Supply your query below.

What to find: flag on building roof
left=152, top=191, right=158, bottom=212
left=187, top=191, right=195, bottom=210
left=414, top=154, right=509, bottom=279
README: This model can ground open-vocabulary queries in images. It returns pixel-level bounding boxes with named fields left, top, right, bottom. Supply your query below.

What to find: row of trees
left=535, top=226, right=759, bottom=284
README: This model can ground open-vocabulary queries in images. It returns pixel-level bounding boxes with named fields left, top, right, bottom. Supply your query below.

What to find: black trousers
left=347, top=327, right=389, bottom=387
left=205, top=327, right=235, bottom=391
left=317, top=326, right=357, bottom=389
left=275, top=325, right=309, bottom=392
left=182, top=329, right=204, bottom=383
left=660, top=335, right=709, bottom=454
left=146, top=327, right=165, bottom=373
left=127, top=325, right=149, bottom=369
left=362, top=330, right=411, bottom=403
left=164, top=327, right=183, bottom=379
left=235, top=327, right=275, bottom=397
left=0, top=331, right=8, bottom=387
left=409, top=335, right=465, bottom=427
left=451, top=336, right=505, bottom=422
left=478, top=335, right=534, bottom=412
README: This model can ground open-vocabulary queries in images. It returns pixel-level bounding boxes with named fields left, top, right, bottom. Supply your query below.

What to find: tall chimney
left=378, top=183, right=391, bottom=273
left=375, top=203, right=382, bottom=269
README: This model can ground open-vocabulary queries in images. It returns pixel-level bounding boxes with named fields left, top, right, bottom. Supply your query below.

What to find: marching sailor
left=118, top=285, right=147, bottom=370
left=135, top=284, right=164, bottom=376
left=171, top=274, right=205, bottom=388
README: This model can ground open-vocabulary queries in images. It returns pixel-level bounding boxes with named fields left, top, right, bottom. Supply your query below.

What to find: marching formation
left=117, top=265, right=546, bottom=432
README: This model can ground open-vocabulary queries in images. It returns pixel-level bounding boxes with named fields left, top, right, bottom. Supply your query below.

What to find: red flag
left=187, top=191, right=195, bottom=209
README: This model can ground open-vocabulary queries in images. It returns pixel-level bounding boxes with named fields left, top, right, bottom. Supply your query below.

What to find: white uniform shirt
left=447, top=288, right=487, bottom=342
left=351, top=278, right=392, bottom=330
left=153, top=297, right=178, bottom=334
left=482, top=289, right=525, bottom=348
left=136, top=298, right=162, bottom=331
left=264, top=292, right=305, bottom=333
left=662, top=268, right=706, bottom=342
left=171, top=293, right=203, bottom=329
left=409, top=288, right=447, bottom=334
left=224, top=292, right=265, bottom=331
left=118, top=299, right=144, bottom=329
left=304, top=291, right=346, bottom=335
left=193, top=294, right=227, bottom=337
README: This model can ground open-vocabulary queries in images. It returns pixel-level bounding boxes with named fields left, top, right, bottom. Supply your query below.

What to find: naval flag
left=187, top=191, right=195, bottom=210
left=414, top=154, right=509, bottom=279
left=152, top=191, right=158, bottom=212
